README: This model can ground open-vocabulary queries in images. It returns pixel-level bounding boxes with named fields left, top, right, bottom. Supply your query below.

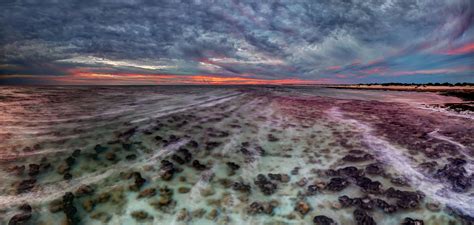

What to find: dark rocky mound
left=434, top=158, right=472, bottom=192
left=313, top=215, right=336, bottom=225
left=353, top=209, right=376, bottom=225
left=254, top=174, right=277, bottom=195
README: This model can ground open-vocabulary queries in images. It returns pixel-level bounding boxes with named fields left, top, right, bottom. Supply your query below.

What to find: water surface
left=0, top=86, right=472, bottom=225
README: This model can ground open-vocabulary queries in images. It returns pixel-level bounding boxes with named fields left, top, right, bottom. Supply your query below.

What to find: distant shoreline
left=328, top=85, right=474, bottom=92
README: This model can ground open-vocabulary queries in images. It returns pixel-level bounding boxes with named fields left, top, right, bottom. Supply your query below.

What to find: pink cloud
left=389, top=67, right=473, bottom=76
left=438, top=42, right=474, bottom=55
left=326, top=65, right=341, bottom=70
left=359, top=67, right=388, bottom=75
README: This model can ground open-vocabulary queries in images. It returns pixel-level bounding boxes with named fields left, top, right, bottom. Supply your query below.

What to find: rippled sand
left=0, top=86, right=472, bottom=225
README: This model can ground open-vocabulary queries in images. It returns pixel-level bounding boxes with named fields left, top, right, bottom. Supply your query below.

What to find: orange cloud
left=43, top=71, right=333, bottom=85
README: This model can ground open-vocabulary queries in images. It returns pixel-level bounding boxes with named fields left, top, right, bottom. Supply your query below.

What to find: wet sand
left=0, top=86, right=472, bottom=225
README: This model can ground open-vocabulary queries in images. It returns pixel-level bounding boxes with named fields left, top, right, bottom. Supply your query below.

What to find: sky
left=0, top=0, right=473, bottom=85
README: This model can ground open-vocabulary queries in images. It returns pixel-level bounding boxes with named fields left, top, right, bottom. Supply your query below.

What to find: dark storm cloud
left=0, top=0, right=473, bottom=84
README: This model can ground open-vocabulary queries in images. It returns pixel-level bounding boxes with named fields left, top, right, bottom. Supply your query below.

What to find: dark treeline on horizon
left=356, top=82, right=473, bottom=86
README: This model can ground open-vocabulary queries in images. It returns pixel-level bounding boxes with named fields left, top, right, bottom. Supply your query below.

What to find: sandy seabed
left=0, top=86, right=472, bottom=225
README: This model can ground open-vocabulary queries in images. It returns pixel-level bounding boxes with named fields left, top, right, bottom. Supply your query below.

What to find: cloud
left=0, top=0, right=473, bottom=84
left=438, top=42, right=474, bottom=55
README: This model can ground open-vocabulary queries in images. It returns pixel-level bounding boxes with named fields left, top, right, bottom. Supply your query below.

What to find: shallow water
left=0, top=86, right=472, bottom=225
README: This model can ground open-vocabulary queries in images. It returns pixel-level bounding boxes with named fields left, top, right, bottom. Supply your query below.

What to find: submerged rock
left=178, top=187, right=191, bottom=193
left=357, top=197, right=376, bottom=210
left=65, top=156, right=76, bottom=166
left=306, top=185, right=318, bottom=196
left=374, top=199, right=397, bottom=213
left=154, top=186, right=174, bottom=208
left=425, top=202, right=441, bottom=212
left=8, top=165, right=25, bottom=176
left=385, top=187, right=424, bottom=209
left=160, top=160, right=176, bottom=181
left=254, top=174, right=277, bottom=195
left=329, top=166, right=364, bottom=178
left=64, top=173, right=73, bottom=180
left=232, top=182, right=251, bottom=193
left=28, top=164, right=40, bottom=176
left=75, top=185, right=94, bottom=197
left=82, top=199, right=95, bottom=212
left=178, top=148, right=192, bottom=163
left=401, top=217, right=424, bottom=225
left=192, top=208, right=206, bottom=218
left=313, top=215, right=336, bottom=225
left=295, top=200, right=311, bottom=215
left=57, top=163, right=70, bottom=175
left=390, top=177, right=409, bottom=186
left=247, top=201, right=278, bottom=215
left=90, top=212, right=111, bottom=223
left=95, top=192, right=111, bottom=204
left=176, top=208, right=190, bottom=221
left=434, top=158, right=472, bottom=192
left=94, top=144, right=107, bottom=154
left=130, top=172, right=146, bottom=191
left=18, top=204, right=32, bottom=213
left=8, top=213, right=31, bottom=225
left=205, top=141, right=221, bottom=150
left=297, top=178, right=308, bottom=187
left=342, top=154, right=373, bottom=162
left=338, top=195, right=354, bottom=208
left=355, top=177, right=383, bottom=194
left=206, top=208, right=218, bottom=220
left=192, top=160, right=207, bottom=171
left=188, top=140, right=199, bottom=148
left=353, top=209, right=376, bottom=225
left=226, top=162, right=240, bottom=171
left=72, top=149, right=81, bottom=157
left=49, top=199, right=63, bottom=213
left=326, top=177, right=349, bottom=192
left=365, top=163, right=384, bottom=175
left=131, top=210, right=151, bottom=221
left=200, top=187, right=215, bottom=197
left=171, top=154, right=185, bottom=164
left=17, top=179, right=36, bottom=194
left=267, top=133, right=279, bottom=142
left=138, top=188, right=156, bottom=198
left=105, top=152, right=116, bottom=161
left=291, top=167, right=300, bottom=175
left=126, top=154, right=137, bottom=160
left=62, top=192, right=78, bottom=225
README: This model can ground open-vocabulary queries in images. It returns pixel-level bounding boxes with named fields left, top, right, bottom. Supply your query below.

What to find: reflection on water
left=0, top=86, right=472, bottom=225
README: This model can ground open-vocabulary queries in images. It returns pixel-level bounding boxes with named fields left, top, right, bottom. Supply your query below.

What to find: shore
left=328, top=85, right=474, bottom=92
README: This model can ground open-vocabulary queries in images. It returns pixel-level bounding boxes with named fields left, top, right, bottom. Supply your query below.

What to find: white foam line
left=0, top=95, right=172, bottom=124
left=0, top=91, right=238, bottom=130
left=0, top=149, right=73, bottom=160
left=130, top=93, right=243, bottom=124
left=1, top=93, right=241, bottom=157
left=419, top=105, right=474, bottom=120
left=428, top=129, right=473, bottom=172
left=0, top=139, right=188, bottom=207
left=428, top=129, right=467, bottom=150
left=327, top=107, right=474, bottom=217
left=2, top=94, right=225, bottom=141
left=0, top=169, right=114, bottom=208
left=187, top=168, right=214, bottom=206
